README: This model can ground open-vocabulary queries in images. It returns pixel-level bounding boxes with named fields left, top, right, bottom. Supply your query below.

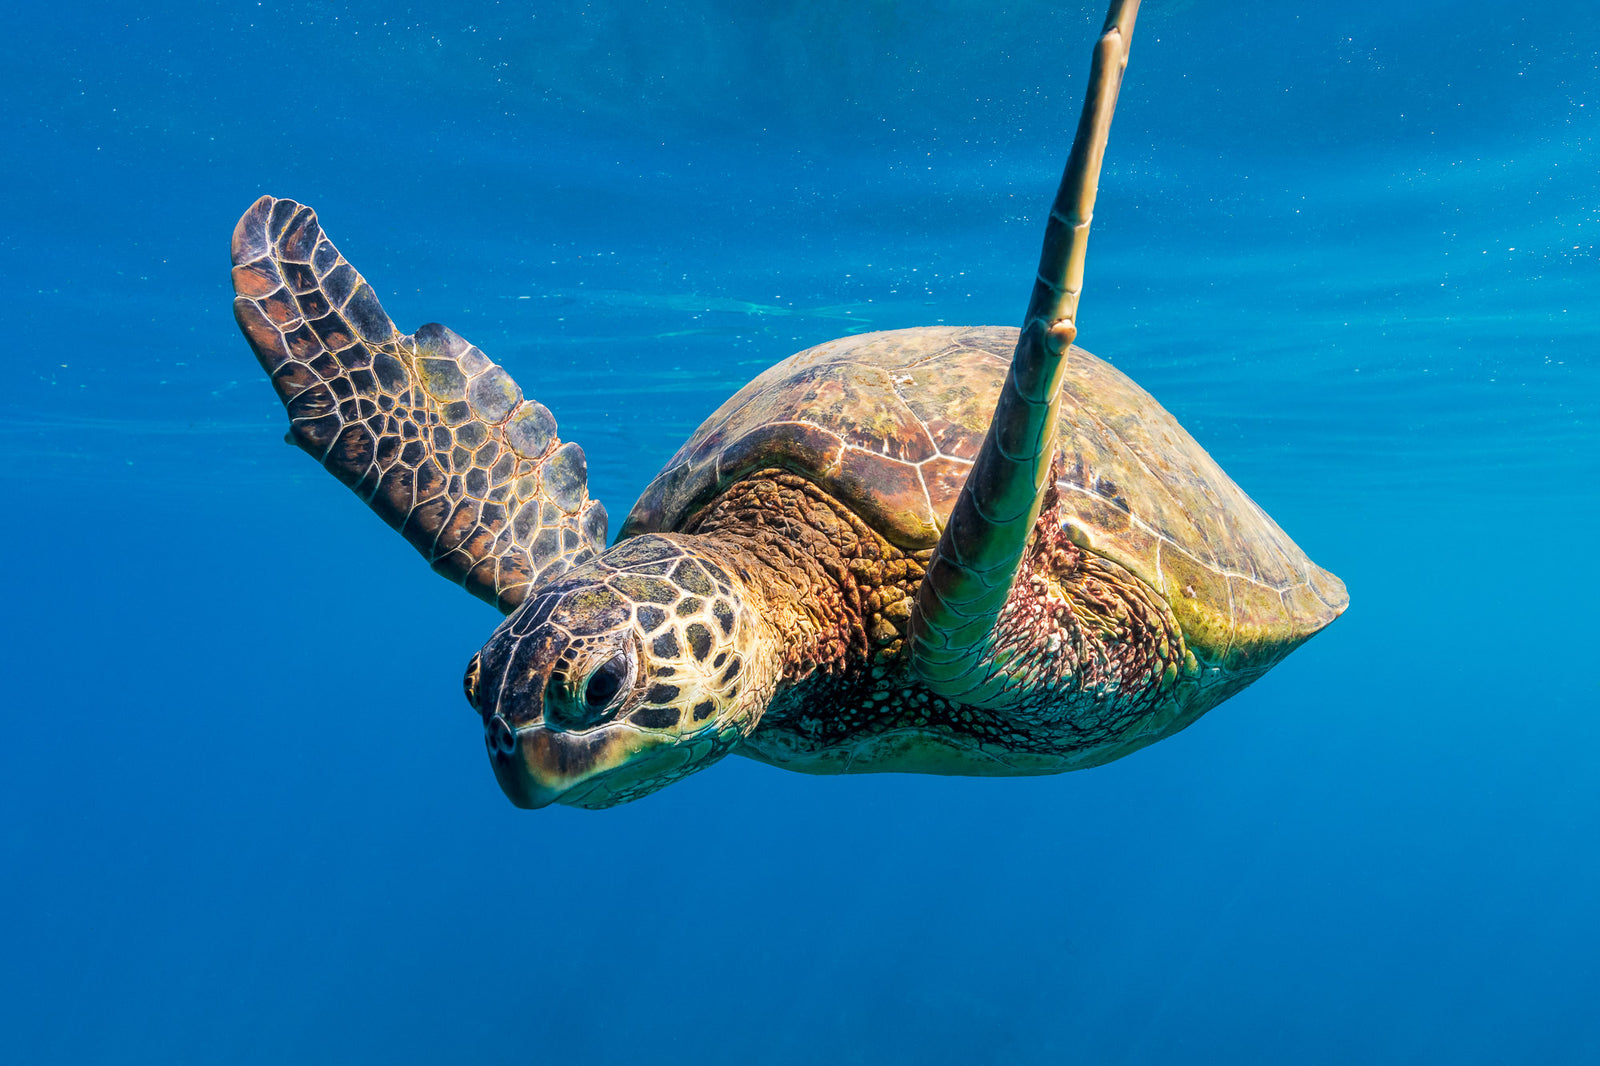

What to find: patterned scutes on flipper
left=230, top=196, right=607, bottom=613
left=620, top=325, right=1346, bottom=668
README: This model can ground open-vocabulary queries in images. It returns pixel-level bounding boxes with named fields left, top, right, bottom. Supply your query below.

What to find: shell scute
left=894, top=342, right=1008, bottom=456
left=913, top=455, right=972, bottom=521
left=622, top=326, right=1346, bottom=662
left=713, top=420, right=845, bottom=493
left=832, top=445, right=937, bottom=547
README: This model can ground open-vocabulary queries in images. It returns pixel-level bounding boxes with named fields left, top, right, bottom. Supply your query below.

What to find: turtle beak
left=484, top=715, right=662, bottom=810
left=484, top=715, right=558, bottom=809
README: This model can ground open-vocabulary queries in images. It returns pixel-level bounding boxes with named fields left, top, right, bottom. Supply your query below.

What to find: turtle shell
left=620, top=326, right=1347, bottom=670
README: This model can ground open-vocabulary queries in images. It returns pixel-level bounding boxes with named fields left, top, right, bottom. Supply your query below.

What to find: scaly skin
left=231, top=196, right=606, bottom=610
left=695, top=472, right=1195, bottom=777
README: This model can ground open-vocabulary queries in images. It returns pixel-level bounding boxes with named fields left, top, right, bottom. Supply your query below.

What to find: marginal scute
left=1157, top=544, right=1231, bottom=661
left=1225, top=576, right=1296, bottom=673
left=713, top=422, right=845, bottom=498
left=1056, top=484, right=1131, bottom=536
left=1309, top=566, right=1347, bottom=614
left=1280, top=581, right=1336, bottom=641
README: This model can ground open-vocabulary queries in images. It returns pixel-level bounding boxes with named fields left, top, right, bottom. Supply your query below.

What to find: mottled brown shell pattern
left=622, top=325, right=1347, bottom=672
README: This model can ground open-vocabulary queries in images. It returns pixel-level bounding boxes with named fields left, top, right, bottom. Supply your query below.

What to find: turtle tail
left=230, top=196, right=607, bottom=613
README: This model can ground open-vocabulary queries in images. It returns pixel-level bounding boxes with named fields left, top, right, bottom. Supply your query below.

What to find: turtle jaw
left=491, top=756, right=559, bottom=810
left=487, top=724, right=563, bottom=809
left=486, top=718, right=684, bottom=810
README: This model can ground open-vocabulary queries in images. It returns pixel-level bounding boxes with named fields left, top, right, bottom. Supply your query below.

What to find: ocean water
left=3, top=0, right=1596, bottom=1062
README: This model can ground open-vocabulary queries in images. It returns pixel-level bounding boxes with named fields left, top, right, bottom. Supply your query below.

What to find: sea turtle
left=229, top=0, right=1346, bottom=810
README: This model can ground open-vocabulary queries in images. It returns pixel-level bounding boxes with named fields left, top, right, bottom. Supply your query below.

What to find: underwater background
left=3, top=0, right=1596, bottom=1062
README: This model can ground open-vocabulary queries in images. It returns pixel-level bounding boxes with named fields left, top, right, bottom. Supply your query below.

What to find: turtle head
left=464, top=535, right=773, bottom=809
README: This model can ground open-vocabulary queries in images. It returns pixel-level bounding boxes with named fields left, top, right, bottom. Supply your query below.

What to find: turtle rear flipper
left=908, top=0, right=1139, bottom=701
left=231, top=196, right=605, bottom=613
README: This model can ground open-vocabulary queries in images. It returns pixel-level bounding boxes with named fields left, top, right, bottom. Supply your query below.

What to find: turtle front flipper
left=230, top=196, right=606, bottom=613
left=908, top=0, right=1139, bottom=702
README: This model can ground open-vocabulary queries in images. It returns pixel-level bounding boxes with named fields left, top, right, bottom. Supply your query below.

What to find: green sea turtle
left=229, top=0, right=1346, bottom=809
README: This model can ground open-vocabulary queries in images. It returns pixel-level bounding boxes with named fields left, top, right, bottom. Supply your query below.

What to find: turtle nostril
left=486, top=714, right=517, bottom=755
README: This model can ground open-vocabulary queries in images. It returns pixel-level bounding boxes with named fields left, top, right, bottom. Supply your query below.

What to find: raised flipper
left=231, top=196, right=607, bottom=613
left=908, top=0, right=1139, bottom=701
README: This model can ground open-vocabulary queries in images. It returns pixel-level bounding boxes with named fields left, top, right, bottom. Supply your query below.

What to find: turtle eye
left=545, top=647, right=635, bottom=731
left=584, top=652, right=630, bottom=711
left=463, top=652, right=483, bottom=709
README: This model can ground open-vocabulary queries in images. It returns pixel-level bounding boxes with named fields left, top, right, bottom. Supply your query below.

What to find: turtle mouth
left=486, top=717, right=667, bottom=810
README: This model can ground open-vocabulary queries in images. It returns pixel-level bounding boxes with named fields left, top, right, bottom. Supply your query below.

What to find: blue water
left=3, top=1, right=1596, bottom=1061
